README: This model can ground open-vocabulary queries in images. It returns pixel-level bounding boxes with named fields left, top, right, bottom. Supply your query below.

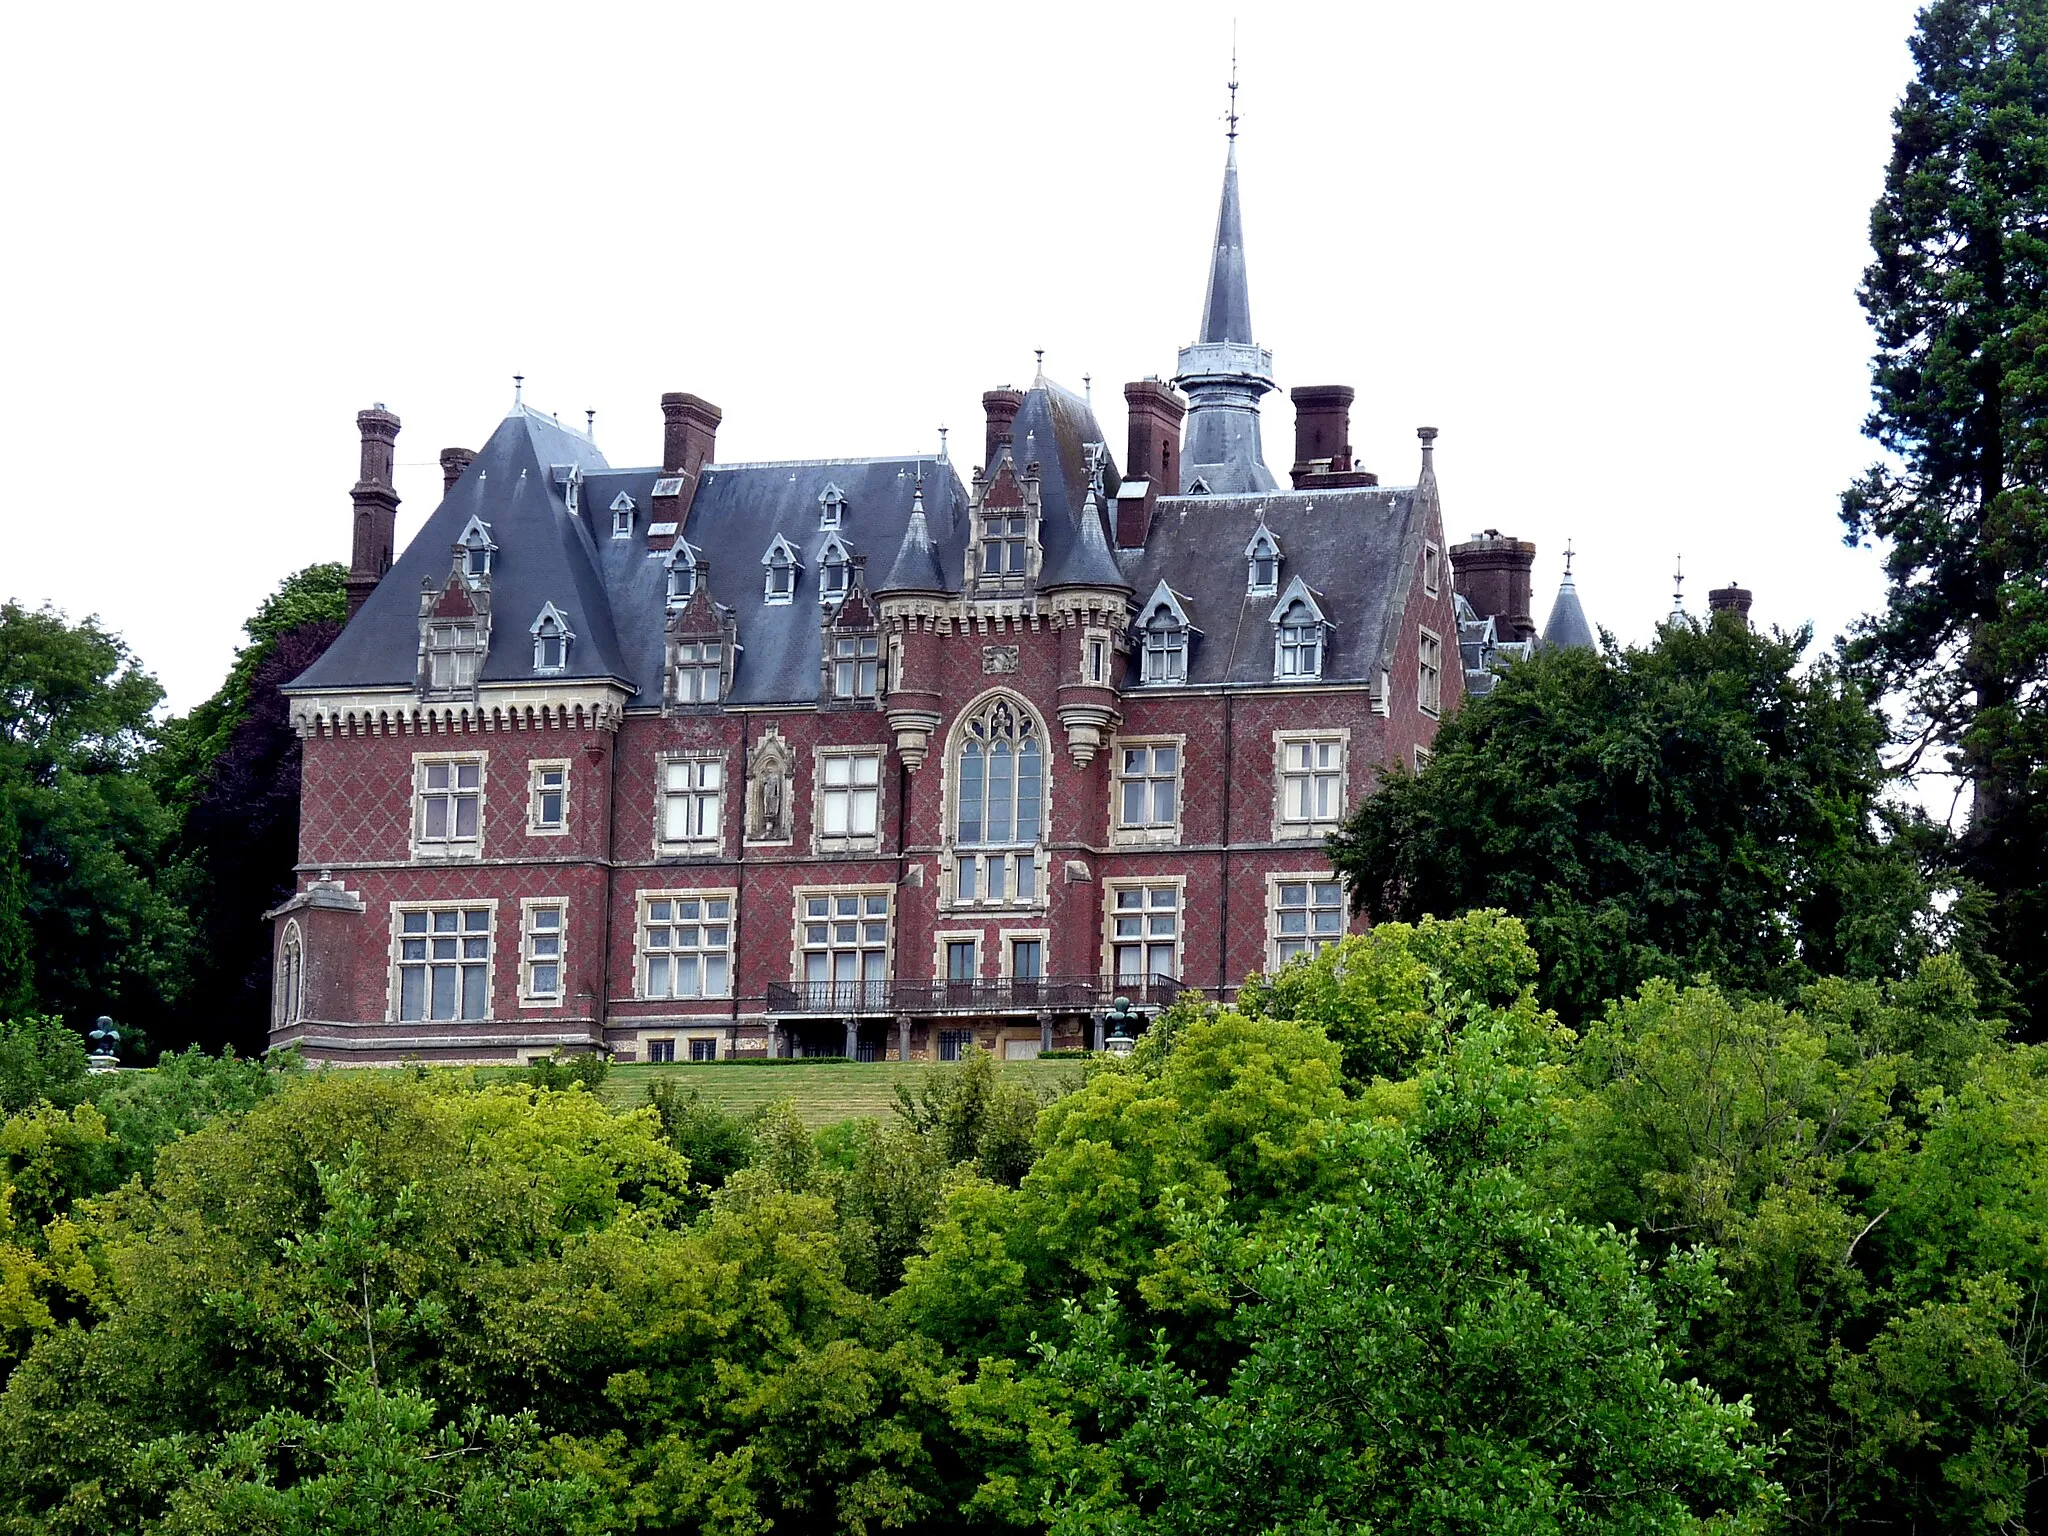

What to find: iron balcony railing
left=763, top=973, right=1183, bottom=1017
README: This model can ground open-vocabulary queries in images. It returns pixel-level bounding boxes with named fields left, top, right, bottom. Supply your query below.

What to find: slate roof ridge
left=705, top=454, right=946, bottom=472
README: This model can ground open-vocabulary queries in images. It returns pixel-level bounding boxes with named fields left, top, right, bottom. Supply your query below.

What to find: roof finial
left=1672, top=554, right=1686, bottom=618
left=1562, top=539, right=1576, bottom=578
left=1034, top=348, right=1045, bottom=382
left=513, top=373, right=524, bottom=406
left=1083, top=372, right=1092, bottom=405
left=938, top=424, right=949, bottom=462
left=585, top=408, right=596, bottom=438
left=1226, top=25, right=1240, bottom=142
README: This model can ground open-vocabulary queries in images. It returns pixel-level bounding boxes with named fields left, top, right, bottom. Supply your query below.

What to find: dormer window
left=1136, top=582, right=1195, bottom=685
left=981, top=512, right=1029, bottom=583
left=665, top=543, right=699, bottom=606
left=553, top=464, right=582, bottom=519
left=611, top=492, right=636, bottom=538
left=761, top=535, right=801, bottom=603
left=456, top=516, right=497, bottom=580
left=1270, top=577, right=1329, bottom=681
left=1246, top=525, right=1282, bottom=595
left=818, top=532, right=853, bottom=605
left=530, top=603, right=574, bottom=674
left=426, top=623, right=482, bottom=690
left=818, top=483, right=847, bottom=530
left=1187, top=476, right=1212, bottom=496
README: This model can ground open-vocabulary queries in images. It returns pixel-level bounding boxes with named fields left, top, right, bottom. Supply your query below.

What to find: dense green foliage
left=1840, top=0, right=2048, bottom=1026
left=1329, top=613, right=1937, bottom=1022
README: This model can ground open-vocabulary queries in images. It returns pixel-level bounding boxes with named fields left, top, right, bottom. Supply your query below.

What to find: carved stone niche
left=746, top=728, right=797, bottom=842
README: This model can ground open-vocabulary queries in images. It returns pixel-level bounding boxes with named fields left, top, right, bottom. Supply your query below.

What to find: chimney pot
left=983, top=388, right=1026, bottom=468
left=1449, top=531, right=1539, bottom=642
left=1708, top=584, right=1754, bottom=621
left=439, top=446, right=476, bottom=494
left=346, top=406, right=402, bottom=621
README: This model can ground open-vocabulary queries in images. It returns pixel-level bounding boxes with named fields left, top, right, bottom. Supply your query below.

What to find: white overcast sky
left=3, top=0, right=1926, bottom=714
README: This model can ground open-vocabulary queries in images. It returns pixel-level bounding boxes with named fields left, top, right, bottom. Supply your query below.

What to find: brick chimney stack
left=983, top=388, right=1025, bottom=467
left=1449, top=530, right=1538, bottom=642
left=439, top=447, right=476, bottom=494
left=656, top=392, right=721, bottom=536
left=345, top=405, right=401, bottom=621
left=1289, top=385, right=1378, bottom=489
left=1708, top=583, right=1753, bottom=622
left=1119, top=379, right=1185, bottom=547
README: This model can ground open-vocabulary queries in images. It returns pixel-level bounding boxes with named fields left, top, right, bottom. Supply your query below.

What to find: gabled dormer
left=761, top=534, right=802, bottom=604
left=550, top=463, right=583, bottom=519
left=455, top=515, right=497, bottom=581
left=664, top=540, right=700, bottom=606
left=1133, top=580, right=1198, bottom=684
left=1269, top=575, right=1330, bottom=681
left=610, top=491, right=636, bottom=538
left=1246, top=524, right=1282, bottom=596
left=965, top=452, right=1042, bottom=597
left=820, top=558, right=879, bottom=705
left=818, top=482, right=847, bottom=530
left=665, top=562, right=740, bottom=710
left=817, top=530, right=855, bottom=606
left=529, top=602, right=574, bottom=675
left=417, top=558, right=493, bottom=700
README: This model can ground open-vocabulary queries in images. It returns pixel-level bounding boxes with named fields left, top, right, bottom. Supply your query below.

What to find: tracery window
left=951, top=696, right=1044, bottom=905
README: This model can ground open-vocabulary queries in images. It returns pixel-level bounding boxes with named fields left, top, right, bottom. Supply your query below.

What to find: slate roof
left=1542, top=573, right=1596, bottom=650
left=1198, top=140, right=1254, bottom=347
left=1118, top=482, right=1431, bottom=686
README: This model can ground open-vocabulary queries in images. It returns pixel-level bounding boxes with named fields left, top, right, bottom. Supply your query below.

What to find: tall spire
left=1172, top=48, right=1277, bottom=496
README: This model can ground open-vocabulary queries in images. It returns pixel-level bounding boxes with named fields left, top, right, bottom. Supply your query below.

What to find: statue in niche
left=747, top=728, right=796, bottom=842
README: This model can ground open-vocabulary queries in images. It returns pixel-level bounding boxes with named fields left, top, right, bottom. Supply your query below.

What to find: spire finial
left=1672, top=554, right=1686, bottom=616
left=513, top=373, right=524, bottom=405
left=938, top=424, right=949, bottom=462
left=1562, top=539, right=1575, bottom=578
left=1226, top=26, right=1240, bottom=142
left=1034, top=348, right=1045, bottom=381
left=1083, top=372, right=1092, bottom=404
left=585, top=408, right=596, bottom=437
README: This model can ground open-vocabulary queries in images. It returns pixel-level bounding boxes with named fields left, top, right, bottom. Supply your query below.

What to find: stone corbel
left=1057, top=700, right=1119, bottom=767
left=886, top=707, right=943, bottom=771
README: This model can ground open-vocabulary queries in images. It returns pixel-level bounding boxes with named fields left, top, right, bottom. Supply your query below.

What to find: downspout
left=1219, top=692, right=1233, bottom=1001
left=736, top=711, right=750, bottom=1043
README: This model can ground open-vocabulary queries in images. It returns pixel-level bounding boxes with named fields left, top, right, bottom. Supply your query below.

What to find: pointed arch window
left=818, top=532, right=854, bottom=605
left=761, top=535, right=801, bottom=603
left=276, top=920, right=304, bottom=1027
left=665, top=543, right=699, bottom=605
left=1270, top=577, right=1328, bottom=681
left=530, top=603, right=574, bottom=673
left=456, top=516, right=497, bottom=579
left=818, top=483, right=847, bottom=530
left=950, top=695, right=1045, bottom=906
left=1246, top=525, right=1282, bottom=595
left=611, top=491, right=636, bottom=538
left=1135, top=583, right=1194, bottom=684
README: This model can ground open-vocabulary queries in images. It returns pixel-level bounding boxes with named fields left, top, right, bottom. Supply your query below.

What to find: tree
left=1839, top=0, right=2048, bottom=1028
left=0, top=601, right=190, bottom=1035
left=1329, top=614, right=1938, bottom=1024
left=157, top=564, right=346, bottom=1054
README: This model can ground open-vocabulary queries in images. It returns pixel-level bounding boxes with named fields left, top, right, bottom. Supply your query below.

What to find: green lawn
left=596, top=1058, right=1089, bottom=1126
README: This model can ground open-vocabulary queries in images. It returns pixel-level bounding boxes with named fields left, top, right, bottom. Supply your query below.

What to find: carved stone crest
left=982, top=645, right=1020, bottom=675
left=746, top=728, right=796, bottom=842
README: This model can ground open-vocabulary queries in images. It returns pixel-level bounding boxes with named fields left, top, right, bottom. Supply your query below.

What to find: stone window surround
left=527, top=758, right=570, bottom=837
left=1264, top=870, right=1349, bottom=973
left=633, top=885, right=738, bottom=1003
left=653, top=748, right=728, bottom=856
left=1107, top=732, right=1186, bottom=847
left=1001, top=927, right=1051, bottom=979
left=937, top=688, right=1052, bottom=915
left=517, top=895, right=568, bottom=1009
left=788, top=882, right=896, bottom=991
left=1423, top=540, right=1442, bottom=598
left=1418, top=625, right=1444, bottom=718
left=934, top=929, right=983, bottom=981
left=384, top=898, right=498, bottom=1025
left=275, top=918, right=304, bottom=1028
left=1099, top=874, right=1188, bottom=982
left=811, top=744, right=886, bottom=856
left=1270, top=728, right=1350, bottom=842
left=409, top=750, right=487, bottom=862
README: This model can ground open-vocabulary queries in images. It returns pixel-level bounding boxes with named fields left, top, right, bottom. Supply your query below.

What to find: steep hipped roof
left=1198, top=139, right=1254, bottom=347
left=877, top=488, right=948, bottom=595
left=292, top=405, right=626, bottom=691
left=1543, top=572, right=1596, bottom=650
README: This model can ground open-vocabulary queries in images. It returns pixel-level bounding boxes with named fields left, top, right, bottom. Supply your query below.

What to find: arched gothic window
left=276, top=920, right=304, bottom=1027
left=530, top=604, right=573, bottom=673
left=1142, top=609, right=1187, bottom=682
left=951, top=695, right=1044, bottom=905
left=665, top=543, right=698, bottom=605
left=1274, top=599, right=1323, bottom=678
left=1245, top=525, right=1282, bottom=595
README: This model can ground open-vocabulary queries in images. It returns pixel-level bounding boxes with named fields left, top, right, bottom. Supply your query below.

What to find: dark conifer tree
left=1842, top=0, right=2048, bottom=1026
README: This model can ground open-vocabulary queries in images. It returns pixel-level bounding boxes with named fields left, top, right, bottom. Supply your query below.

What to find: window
left=690, top=1037, right=717, bottom=1062
left=1086, top=636, right=1107, bottom=684
left=980, top=512, right=1030, bottom=585
left=660, top=758, right=723, bottom=845
left=938, top=1029, right=975, bottom=1062
left=1418, top=628, right=1443, bottom=715
left=818, top=751, right=882, bottom=842
left=831, top=634, right=880, bottom=699
left=675, top=641, right=723, bottom=704
left=647, top=1038, right=676, bottom=1063
left=530, top=762, right=567, bottom=833
left=666, top=547, right=697, bottom=605
left=523, top=904, right=564, bottom=1001
left=530, top=604, right=572, bottom=673
left=416, top=758, right=482, bottom=855
left=640, top=894, right=733, bottom=998
left=1414, top=744, right=1434, bottom=772
left=1010, top=937, right=1043, bottom=979
left=457, top=517, right=496, bottom=578
left=1141, top=611, right=1185, bottom=682
left=1246, top=526, right=1281, bottom=595
left=952, top=696, right=1044, bottom=905
left=946, top=939, right=978, bottom=980
left=762, top=537, right=800, bottom=602
left=1275, top=600, right=1324, bottom=679
left=1109, top=885, right=1180, bottom=982
left=818, top=484, right=847, bottom=529
left=1272, top=879, right=1345, bottom=967
left=276, top=921, right=303, bottom=1027
left=1424, top=541, right=1442, bottom=598
left=611, top=492, right=636, bottom=537
left=396, top=907, right=491, bottom=1022
left=819, top=534, right=853, bottom=604
left=1278, top=735, right=1345, bottom=831
left=1115, top=742, right=1179, bottom=837
left=424, top=623, right=482, bottom=692
left=800, top=891, right=890, bottom=1006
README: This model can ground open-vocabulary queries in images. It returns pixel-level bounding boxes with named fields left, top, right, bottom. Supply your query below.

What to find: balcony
left=763, top=973, right=1183, bottom=1018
